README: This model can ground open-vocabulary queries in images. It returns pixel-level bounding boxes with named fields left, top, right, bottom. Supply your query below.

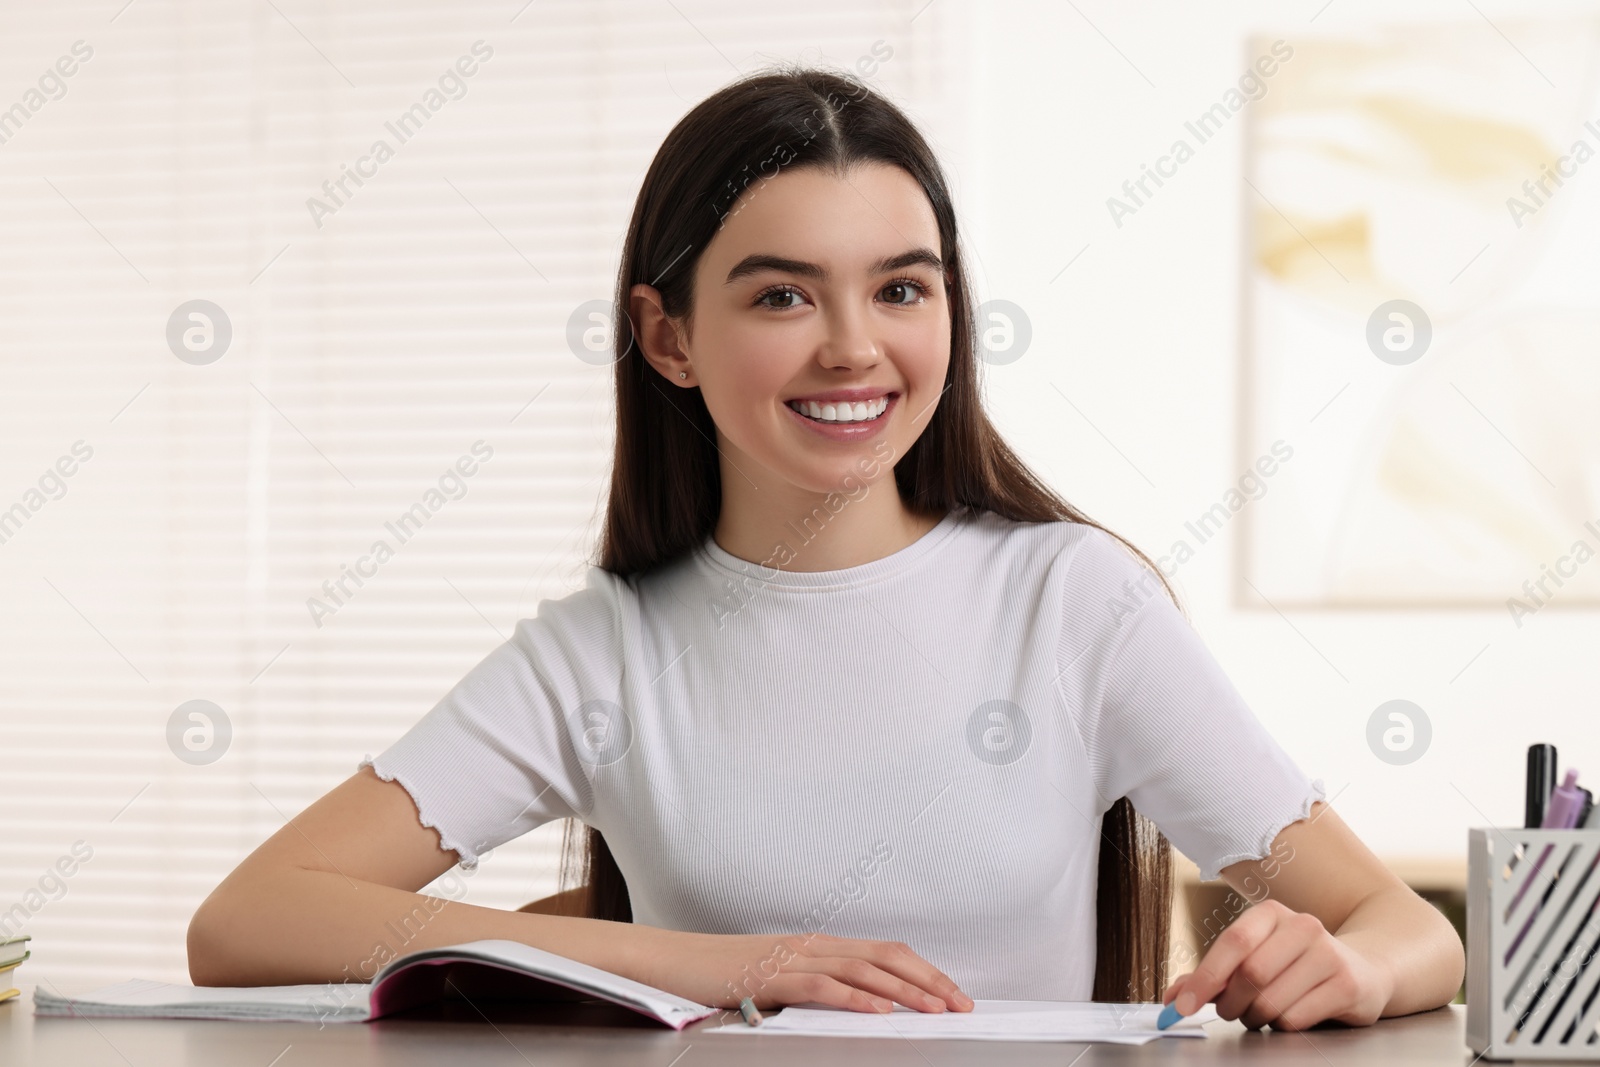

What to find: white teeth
left=790, top=396, right=890, bottom=423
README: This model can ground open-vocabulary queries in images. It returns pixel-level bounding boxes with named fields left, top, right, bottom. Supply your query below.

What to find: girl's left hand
left=1162, top=898, right=1394, bottom=1031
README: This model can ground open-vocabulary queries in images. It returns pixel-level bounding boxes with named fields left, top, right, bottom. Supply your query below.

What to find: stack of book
left=1, top=935, right=29, bottom=1004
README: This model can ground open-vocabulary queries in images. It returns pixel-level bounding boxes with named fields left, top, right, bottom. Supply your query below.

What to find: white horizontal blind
left=0, top=0, right=967, bottom=987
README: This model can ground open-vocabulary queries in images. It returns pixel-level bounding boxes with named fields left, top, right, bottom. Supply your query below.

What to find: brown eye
left=882, top=279, right=929, bottom=305
left=755, top=285, right=806, bottom=310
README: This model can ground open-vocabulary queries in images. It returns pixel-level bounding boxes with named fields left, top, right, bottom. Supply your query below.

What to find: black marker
left=1526, top=744, right=1557, bottom=829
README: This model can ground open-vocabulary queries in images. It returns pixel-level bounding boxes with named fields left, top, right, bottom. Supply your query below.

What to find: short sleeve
left=361, top=567, right=625, bottom=871
left=1055, top=528, right=1326, bottom=883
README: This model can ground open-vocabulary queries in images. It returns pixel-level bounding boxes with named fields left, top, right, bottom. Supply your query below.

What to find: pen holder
left=1467, top=827, right=1600, bottom=1060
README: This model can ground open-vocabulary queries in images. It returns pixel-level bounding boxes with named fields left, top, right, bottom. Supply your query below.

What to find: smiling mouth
left=785, top=395, right=892, bottom=424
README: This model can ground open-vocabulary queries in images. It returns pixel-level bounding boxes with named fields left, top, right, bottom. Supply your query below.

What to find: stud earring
left=678, top=371, right=687, bottom=379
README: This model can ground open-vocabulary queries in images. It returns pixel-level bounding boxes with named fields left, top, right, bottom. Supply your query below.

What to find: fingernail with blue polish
left=1156, top=1001, right=1184, bottom=1030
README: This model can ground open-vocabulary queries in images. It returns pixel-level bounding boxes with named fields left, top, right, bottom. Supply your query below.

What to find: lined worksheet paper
left=710, top=1000, right=1221, bottom=1043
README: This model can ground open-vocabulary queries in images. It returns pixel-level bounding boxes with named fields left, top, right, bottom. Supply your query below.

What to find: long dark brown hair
left=559, top=64, right=1177, bottom=1003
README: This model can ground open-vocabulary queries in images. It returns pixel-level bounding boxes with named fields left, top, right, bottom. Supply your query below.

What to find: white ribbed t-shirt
left=364, top=506, right=1325, bottom=1000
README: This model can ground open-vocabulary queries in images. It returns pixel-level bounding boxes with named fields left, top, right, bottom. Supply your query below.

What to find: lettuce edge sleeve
left=360, top=755, right=483, bottom=872
left=1194, top=776, right=1328, bottom=883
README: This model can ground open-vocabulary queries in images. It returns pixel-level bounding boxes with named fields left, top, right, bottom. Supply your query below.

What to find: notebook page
left=32, top=978, right=372, bottom=1022
left=709, top=999, right=1221, bottom=1042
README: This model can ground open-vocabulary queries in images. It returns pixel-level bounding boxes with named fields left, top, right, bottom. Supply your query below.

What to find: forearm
left=1331, top=884, right=1464, bottom=1017
left=188, top=864, right=647, bottom=987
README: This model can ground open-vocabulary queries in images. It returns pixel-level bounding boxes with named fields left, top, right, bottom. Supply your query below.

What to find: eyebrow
left=723, top=248, right=943, bottom=286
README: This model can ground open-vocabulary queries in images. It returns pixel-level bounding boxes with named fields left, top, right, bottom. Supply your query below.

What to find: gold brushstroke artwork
left=1239, top=22, right=1600, bottom=610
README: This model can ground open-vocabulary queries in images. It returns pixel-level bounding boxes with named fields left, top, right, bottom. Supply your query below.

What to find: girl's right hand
left=631, top=928, right=975, bottom=1014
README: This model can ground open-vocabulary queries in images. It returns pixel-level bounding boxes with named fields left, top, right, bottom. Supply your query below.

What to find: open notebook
left=32, top=939, right=718, bottom=1029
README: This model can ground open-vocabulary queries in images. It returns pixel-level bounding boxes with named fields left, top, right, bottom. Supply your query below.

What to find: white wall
left=961, top=0, right=1599, bottom=860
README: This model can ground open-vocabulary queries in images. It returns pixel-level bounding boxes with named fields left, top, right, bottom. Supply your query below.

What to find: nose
left=817, top=301, right=881, bottom=371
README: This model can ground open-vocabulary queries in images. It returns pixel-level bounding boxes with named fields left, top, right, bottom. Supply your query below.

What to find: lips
left=782, top=392, right=897, bottom=440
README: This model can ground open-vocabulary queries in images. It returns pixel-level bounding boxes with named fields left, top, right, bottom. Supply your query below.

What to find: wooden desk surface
left=1, top=984, right=1474, bottom=1066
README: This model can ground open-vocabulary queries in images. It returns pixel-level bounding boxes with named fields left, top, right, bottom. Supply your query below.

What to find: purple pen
left=1505, top=770, right=1587, bottom=965
left=1542, top=770, right=1585, bottom=829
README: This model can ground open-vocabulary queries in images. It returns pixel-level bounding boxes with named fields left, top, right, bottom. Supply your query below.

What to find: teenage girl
left=188, top=67, right=1464, bottom=1031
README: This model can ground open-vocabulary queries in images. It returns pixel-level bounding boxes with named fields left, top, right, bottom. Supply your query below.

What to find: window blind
left=0, top=0, right=967, bottom=987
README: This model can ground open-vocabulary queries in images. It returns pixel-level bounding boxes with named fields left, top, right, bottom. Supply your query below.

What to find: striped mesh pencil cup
left=1467, top=827, right=1600, bottom=1060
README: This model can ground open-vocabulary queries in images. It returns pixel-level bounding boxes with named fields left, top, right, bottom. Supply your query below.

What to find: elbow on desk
left=1383, top=888, right=1468, bottom=1019
left=1419, top=887, right=1467, bottom=1013
left=186, top=887, right=249, bottom=987
left=185, top=892, right=224, bottom=986
left=1439, top=909, right=1467, bottom=1010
